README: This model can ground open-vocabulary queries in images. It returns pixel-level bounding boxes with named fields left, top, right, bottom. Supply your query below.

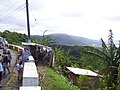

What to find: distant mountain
left=32, top=33, right=100, bottom=46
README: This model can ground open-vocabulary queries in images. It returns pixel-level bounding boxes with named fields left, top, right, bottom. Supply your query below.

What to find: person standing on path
left=17, top=60, right=23, bottom=81
left=2, top=55, right=10, bottom=74
left=0, top=54, right=3, bottom=86
left=8, top=52, right=12, bottom=67
left=22, top=48, right=31, bottom=62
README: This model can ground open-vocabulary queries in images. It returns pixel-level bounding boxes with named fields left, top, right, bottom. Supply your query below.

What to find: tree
left=0, top=30, right=41, bottom=45
left=42, top=36, right=55, bottom=46
left=117, top=64, right=120, bottom=90
left=117, top=41, right=120, bottom=90
left=82, top=29, right=120, bottom=89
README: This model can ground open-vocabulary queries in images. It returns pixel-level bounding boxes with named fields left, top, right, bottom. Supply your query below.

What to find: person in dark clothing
left=2, top=55, right=10, bottom=74
left=8, top=53, right=12, bottom=67
left=36, top=47, right=44, bottom=63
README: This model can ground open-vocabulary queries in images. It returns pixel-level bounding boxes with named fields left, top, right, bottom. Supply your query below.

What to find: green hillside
left=32, top=33, right=100, bottom=46
left=0, top=30, right=40, bottom=45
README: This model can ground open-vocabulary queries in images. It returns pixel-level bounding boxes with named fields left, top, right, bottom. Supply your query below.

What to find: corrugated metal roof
left=21, top=42, right=52, bottom=51
left=22, top=42, right=37, bottom=46
left=66, top=67, right=102, bottom=77
left=22, top=42, right=44, bottom=47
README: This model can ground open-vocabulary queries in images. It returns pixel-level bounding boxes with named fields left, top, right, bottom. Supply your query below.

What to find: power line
left=0, top=1, right=25, bottom=31
left=0, top=4, right=25, bottom=23
left=29, top=5, right=42, bottom=30
left=0, top=0, right=24, bottom=20
left=2, top=0, right=23, bottom=13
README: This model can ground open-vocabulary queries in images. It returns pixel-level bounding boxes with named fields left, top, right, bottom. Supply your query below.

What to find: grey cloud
left=62, top=9, right=82, bottom=18
left=0, top=0, right=26, bottom=24
left=29, top=0, right=48, bottom=11
left=45, top=25, right=60, bottom=30
left=0, top=0, right=25, bottom=11
left=63, top=12, right=82, bottom=18
left=1, top=12, right=26, bottom=27
left=0, top=0, right=49, bottom=31
left=0, top=23, right=25, bottom=32
left=39, top=18, right=55, bottom=22
left=104, top=16, right=120, bottom=22
left=0, top=0, right=27, bottom=30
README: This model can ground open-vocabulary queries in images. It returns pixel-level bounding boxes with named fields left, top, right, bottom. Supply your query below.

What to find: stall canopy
left=22, top=42, right=38, bottom=46
left=22, top=42, right=52, bottom=51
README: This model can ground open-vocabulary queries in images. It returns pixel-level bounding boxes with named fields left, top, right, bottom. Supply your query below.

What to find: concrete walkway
left=0, top=49, right=17, bottom=90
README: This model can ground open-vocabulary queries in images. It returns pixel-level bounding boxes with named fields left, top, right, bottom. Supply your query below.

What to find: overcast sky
left=0, top=0, right=120, bottom=40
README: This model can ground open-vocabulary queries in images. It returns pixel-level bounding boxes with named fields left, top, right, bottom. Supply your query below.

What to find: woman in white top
left=17, top=60, right=23, bottom=81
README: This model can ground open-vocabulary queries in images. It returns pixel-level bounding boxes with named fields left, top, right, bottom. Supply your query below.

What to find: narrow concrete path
left=0, top=49, right=17, bottom=90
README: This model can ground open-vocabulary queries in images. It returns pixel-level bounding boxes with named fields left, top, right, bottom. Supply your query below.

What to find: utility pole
left=42, top=30, right=47, bottom=44
left=26, top=0, right=31, bottom=43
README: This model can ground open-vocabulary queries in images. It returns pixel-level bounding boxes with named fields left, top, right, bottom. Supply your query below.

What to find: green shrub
left=39, top=67, right=79, bottom=90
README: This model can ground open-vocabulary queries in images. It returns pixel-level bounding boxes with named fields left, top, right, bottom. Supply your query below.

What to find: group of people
left=0, top=49, right=12, bottom=86
left=0, top=45, right=53, bottom=86
left=0, top=47, right=31, bottom=86
left=36, top=47, right=52, bottom=66
left=16, top=47, right=31, bottom=81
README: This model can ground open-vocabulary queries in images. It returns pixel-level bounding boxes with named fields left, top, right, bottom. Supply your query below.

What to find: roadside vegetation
left=54, top=30, right=120, bottom=89
left=38, top=66, right=79, bottom=90
left=0, top=29, right=120, bottom=89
